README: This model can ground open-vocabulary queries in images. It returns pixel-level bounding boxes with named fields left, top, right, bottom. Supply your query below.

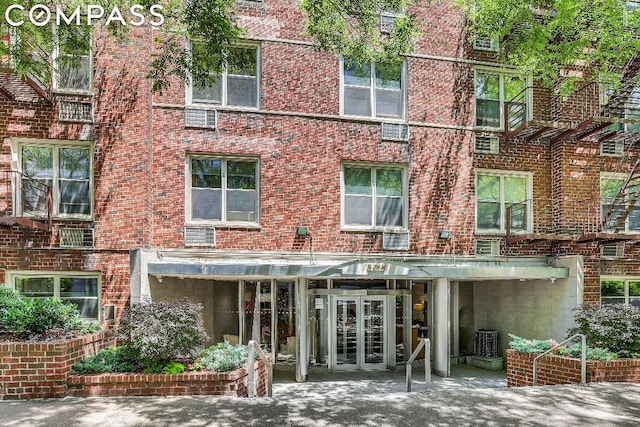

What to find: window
left=475, top=69, right=527, bottom=129
left=9, top=273, right=100, bottom=320
left=601, top=279, right=640, bottom=310
left=342, top=58, right=406, bottom=119
left=18, top=141, right=93, bottom=219
left=601, top=174, right=640, bottom=232
left=601, top=85, right=640, bottom=133
left=476, top=170, right=531, bottom=233
left=341, top=164, right=407, bottom=230
left=187, top=156, right=259, bottom=224
left=53, top=26, right=92, bottom=93
left=188, top=43, right=259, bottom=108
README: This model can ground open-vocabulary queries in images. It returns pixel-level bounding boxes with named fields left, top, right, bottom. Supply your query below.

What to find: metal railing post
left=406, top=338, right=430, bottom=392
left=248, top=340, right=256, bottom=398
left=533, top=334, right=586, bottom=386
left=581, top=334, right=586, bottom=385
left=247, top=340, right=273, bottom=398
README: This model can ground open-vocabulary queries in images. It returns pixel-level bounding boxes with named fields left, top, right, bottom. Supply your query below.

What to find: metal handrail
left=406, top=337, right=431, bottom=392
left=247, top=340, right=273, bottom=398
left=532, top=334, right=586, bottom=386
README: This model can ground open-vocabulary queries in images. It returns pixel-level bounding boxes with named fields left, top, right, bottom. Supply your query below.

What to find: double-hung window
left=601, top=174, right=640, bottom=231
left=9, top=272, right=100, bottom=320
left=476, top=170, right=531, bottom=233
left=53, top=26, right=92, bottom=93
left=601, top=278, right=640, bottom=309
left=188, top=156, right=259, bottom=224
left=18, top=141, right=93, bottom=219
left=342, top=58, right=406, bottom=119
left=189, top=43, right=260, bottom=108
left=342, top=163, right=407, bottom=230
left=475, top=69, right=527, bottom=129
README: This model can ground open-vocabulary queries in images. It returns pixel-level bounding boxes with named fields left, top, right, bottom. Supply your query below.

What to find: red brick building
left=1, top=1, right=638, bottom=379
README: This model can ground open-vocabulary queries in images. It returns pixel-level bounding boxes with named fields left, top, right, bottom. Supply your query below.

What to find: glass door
left=331, top=296, right=387, bottom=370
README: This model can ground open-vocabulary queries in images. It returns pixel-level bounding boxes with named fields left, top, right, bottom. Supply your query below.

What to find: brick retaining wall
left=67, top=358, right=271, bottom=397
left=0, top=331, right=116, bottom=400
left=507, top=349, right=640, bottom=387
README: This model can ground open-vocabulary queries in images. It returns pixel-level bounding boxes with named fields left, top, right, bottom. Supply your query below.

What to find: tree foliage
left=1, top=0, right=420, bottom=94
left=455, top=0, right=640, bottom=93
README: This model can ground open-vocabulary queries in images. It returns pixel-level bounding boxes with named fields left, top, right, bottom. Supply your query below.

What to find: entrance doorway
left=330, top=296, right=386, bottom=370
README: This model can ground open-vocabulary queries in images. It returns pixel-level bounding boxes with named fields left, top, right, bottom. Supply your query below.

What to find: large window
left=18, top=141, right=93, bottom=219
left=475, top=69, right=527, bottom=129
left=601, top=279, right=640, bottom=310
left=342, top=164, right=407, bottom=230
left=601, top=175, right=640, bottom=232
left=53, top=26, right=92, bottom=93
left=188, top=156, right=259, bottom=224
left=476, top=171, right=531, bottom=233
left=9, top=273, right=100, bottom=320
left=342, top=58, right=406, bottom=119
left=189, top=44, right=259, bottom=108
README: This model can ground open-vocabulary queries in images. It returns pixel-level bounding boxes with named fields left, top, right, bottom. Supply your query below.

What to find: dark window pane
left=345, top=168, right=372, bottom=195
left=59, top=148, right=90, bottom=179
left=59, top=180, right=90, bottom=214
left=15, top=277, right=54, bottom=297
left=227, top=76, right=257, bottom=107
left=601, top=281, right=625, bottom=297
left=192, top=159, right=222, bottom=188
left=344, top=59, right=371, bottom=87
left=22, top=146, right=53, bottom=178
left=192, top=78, right=222, bottom=103
left=376, top=169, right=402, bottom=196
left=476, top=99, right=500, bottom=127
left=227, top=47, right=257, bottom=76
left=375, top=62, right=401, bottom=89
left=478, top=202, right=500, bottom=229
left=227, top=161, right=256, bottom=189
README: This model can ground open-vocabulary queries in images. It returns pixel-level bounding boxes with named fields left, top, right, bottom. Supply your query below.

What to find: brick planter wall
left=507, top=349, right=640, bottom=387
left=67, top=358, right=271, bottom=398
left=0, top=331, right=116, bottom=400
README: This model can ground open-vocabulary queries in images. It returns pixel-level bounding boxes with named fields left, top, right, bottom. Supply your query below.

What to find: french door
left=331, top=296, right=386, bottom=370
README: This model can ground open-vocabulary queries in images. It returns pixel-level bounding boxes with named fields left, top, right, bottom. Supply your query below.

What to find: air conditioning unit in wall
left=184, top=226, right=216, bottom=247
left=381, top=122, right=410, bottom=141
left=58, top=101, right=93, bottom=122
left=382, top=231, right=410, bottom=250
left=475, top=239, right=500, bottom=256
left=185, top=107, right=217, bottom=129
left=473, top=36, right=499, bottom=52
left=474, top=135, right=499, bottom=154
left=59, top=228, right=94, bottom=248
left=601, top=243, right=624, bottom=258
left=601, top=140, right=623, bottom=157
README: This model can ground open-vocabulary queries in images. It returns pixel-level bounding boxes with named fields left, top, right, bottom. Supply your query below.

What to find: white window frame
left=474, top=67, right=531, bottom=131
left=475, top=169, right=533, bottom=234
left=6, top=270, right=101, bottom=321
left=600, top=172, right=640, bottom=233
left=600, top=276, right=640, bottom=309
left=340, top=162, right=409, bottom=232
left=52, top=26, right=93, bottom=94
left=185, top=41, right=261, bottom=109
left=12, top=138, right=94, bottom=221
left=185, top=155, right=261, bottom=227
left=340, top=56, right=408, bottom=121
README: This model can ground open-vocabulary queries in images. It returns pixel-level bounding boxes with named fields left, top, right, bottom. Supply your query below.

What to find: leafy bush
left=71, top=346, right=139, bottom=374
left=162, top=361, right=186, bottom=374
left=508, top=334, right=553, bottom=353
left=554, top=343, right=617, bottom=361
left=0, top=287, right=21, bottom=328
left=196, top=341, right=252, bottom=372
left=3, top=297, right=81, bottom=337
left=568, top=304, right=640, bottom=354
left=118, top=299, right=209, bottom=369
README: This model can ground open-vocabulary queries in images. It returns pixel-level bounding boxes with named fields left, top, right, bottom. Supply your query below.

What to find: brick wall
left=67, top=358, right=272, bottom=398
left=507, top=349, right=640, bottom=387
left=0, top=331, right=116, bottom=400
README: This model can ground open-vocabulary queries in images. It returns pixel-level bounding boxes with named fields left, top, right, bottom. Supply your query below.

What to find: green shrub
left=554, top=343, right=617, bottom=361
left=508, top=334, right=553, bottom=353
left=71, top=346, right=139, bottom=374
left=197, top=341, right=251, bottom=372
left=162, top=361, right=186, bottom=374
left=3, top=297, right=81, bottom=337
left=118, top=299, right=209, bottom=369
left=0, top=286, right=21, bottom=328
left=568, top=304, right=640, bottom=354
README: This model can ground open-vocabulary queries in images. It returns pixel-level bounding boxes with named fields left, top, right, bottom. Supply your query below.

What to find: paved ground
left=1, top=365, right=640, bottom=426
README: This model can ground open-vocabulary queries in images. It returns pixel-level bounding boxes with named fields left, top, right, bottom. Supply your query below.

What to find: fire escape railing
left=0, top=170, right=52, bottom=232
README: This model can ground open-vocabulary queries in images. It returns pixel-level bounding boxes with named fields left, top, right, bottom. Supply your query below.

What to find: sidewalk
left=1, top=366, right=639, bottom=426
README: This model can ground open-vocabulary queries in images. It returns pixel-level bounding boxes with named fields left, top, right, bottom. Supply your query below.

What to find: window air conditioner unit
left=382, top=231, right=410, bottom=250
left=473, top=36, right=499, bottom=52
left=58, top=101, right=93, bottom=122
left=184, top=226, right=216, bottom=247
left=474, top=135, right=499, bottom=154
left=381, top=122, right=410, bottom=141
left=185, top=107, right=217, bottom=129
left=600, top=140, right=623, bottom=157
left=601, top=243, right=624, bottom=258
left=475, top=239, right=500, bottom=256
left=59, top=227, right=94, bottom=248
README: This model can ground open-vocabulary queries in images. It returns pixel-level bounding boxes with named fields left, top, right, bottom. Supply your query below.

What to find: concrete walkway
left=1, top=366, right=639, bottom=426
